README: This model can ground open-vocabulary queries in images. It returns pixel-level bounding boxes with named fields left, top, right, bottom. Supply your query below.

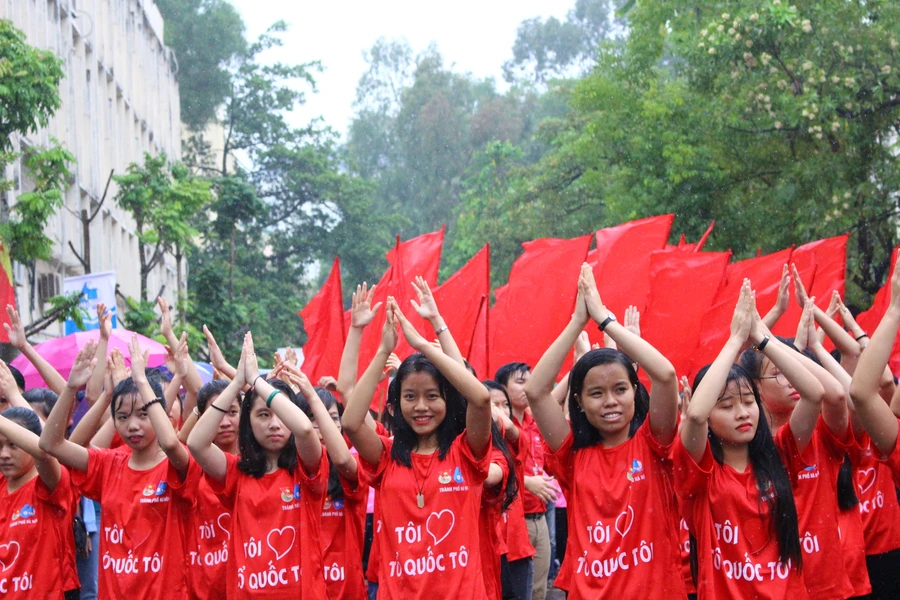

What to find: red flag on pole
left=299, top=257, right=345, bottom=384
left=642, top=250, right=730, bottom=380
left=491, top=235, right=592, bottom=375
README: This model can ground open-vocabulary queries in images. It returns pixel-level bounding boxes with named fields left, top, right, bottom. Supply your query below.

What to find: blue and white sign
left=63, top=271, right=118, bottom=334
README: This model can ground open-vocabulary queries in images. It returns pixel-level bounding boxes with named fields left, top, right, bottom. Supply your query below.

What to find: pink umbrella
left=10, top=329, right=167, bottom=390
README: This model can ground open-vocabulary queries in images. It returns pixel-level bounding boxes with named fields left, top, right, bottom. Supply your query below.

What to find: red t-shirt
left=360, top=432, right=491, bottom=600
left=72, top=447, right=197, bottom=599
left=0, top=468, right=76, bottom=598
left=501, top=431, right=534, bottom=562
left=678, top=518, right=696, bottom=595
left=776, top=420, right=855, bottom=600
left=319, top=455, right=369, bottom=600
left=365, top=487, right=381, bottom=585
left=209, top=451, right=328, bottom=599
left=837, top=501, right=871, bottom=596
left=673, top=438, right=809, bottom=600
left=850, top=431, right=900, bottom=555
left=878, top=416, right=900, bottom=493
left=544, top=421, right=684, bottom=599
left=183, top=459, right=231, bottom=600
left=514, top=412, right=547, bottom=515
left=480, top=447, right=509, bottom=600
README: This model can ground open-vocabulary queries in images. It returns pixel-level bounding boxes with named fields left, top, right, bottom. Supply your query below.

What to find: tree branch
left=67, top=240, right=89, bottom=272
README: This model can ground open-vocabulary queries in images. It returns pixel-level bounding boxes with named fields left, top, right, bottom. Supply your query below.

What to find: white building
left=1, top=0, right=182, bottom=339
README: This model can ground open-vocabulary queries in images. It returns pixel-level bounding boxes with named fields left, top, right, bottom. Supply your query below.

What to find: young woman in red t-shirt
left=188, top=332, right=329, bottom=599
left=848, top=264, right=900, bottom=599
left=524, top=264, right=683, bottom=599
left=739, top=290, right=859, bottom=600
left=40, top=337, right=198, bottom=600
left=276, top=359, right=370, bottom=600
left=676, top=282, right=808, bottom=600
left=0, top=405, right=76, bottom=599
left=342, top=297, right=493, bottom=600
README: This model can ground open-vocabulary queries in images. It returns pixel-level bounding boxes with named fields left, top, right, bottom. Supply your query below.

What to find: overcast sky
left=227, top=0, right=574, bottom=136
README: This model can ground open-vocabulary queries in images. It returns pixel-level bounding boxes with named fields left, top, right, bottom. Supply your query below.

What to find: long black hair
left=741, top=342, right=859, bottom=510
left=567, top=349, right=649, bottom=450
left=386, top=353, right=467, bottom=468
left=2, top=407, right=42, bottom=436
left=197, top=380, right=230, bottom=414
left=692, top=364, right=802, bottom=568
left=237, top=379, right=300, bottom=478
left=482, top=380, right=519, bottom=512
left=295, top=386, right=345, bottom=502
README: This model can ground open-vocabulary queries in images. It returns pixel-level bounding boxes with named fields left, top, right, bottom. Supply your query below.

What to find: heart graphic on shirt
left=217, top=513, right=232, bottom=539
left=426, top=509, right=455, bottom=546
left=857, top=468, right=877, bottom=495
left=266, top=526, right=296, bottom=560
left=615, top=506, right=634, bottom=538
left=125, top=514, right=159, bottom=550
left=0, top=542, right=19, bottom=572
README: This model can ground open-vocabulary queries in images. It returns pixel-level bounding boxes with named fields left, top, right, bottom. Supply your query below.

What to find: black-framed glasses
left=759, top=372, right=789, bottom=387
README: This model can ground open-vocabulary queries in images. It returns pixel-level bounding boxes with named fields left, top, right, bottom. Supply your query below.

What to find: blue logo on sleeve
left=453, top=467, right=465, bottom=484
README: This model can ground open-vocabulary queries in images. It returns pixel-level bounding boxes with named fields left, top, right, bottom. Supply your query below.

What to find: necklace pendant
left=416, top=492, right=425, bottom=509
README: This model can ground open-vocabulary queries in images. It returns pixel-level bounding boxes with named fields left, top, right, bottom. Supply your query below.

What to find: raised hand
left=173, top=333, right=190, bottom=378
left=242, top=332, right=259, bottom=384
left=774, top=264, right=790, bottom=314
left=826, top=291, right=841, bottom=320
left=624, top=305, right=641, bottom=337
left=792, top=263, right=810, bottom=308
left=318, top=376, right=339, bottom=392
left=731, top=280, right=755, bottom=342
left=108, top=348, right=129, bottom=386
left=679, top=376, right=692, bottom=417
left=285, top=347, right=299, bottom=367
left=0, top=361, right=20, bottom=397
left=794, top=297, right=813, bottom=351
left=68, top=341, right=99, bottom=390
left=574, top=331, right=591, bottom=363
left=410, top=276, right=440, bottom=323
left=127, top=335, right=149, bottom=385
left=390, top=297, right=428, bottom=352
left=351, top=282, right=381, bottom=329
left=379, top=301, right=400, bottom=354
left=203, top=325, right=228, bottom=371
left=158, top=297, right=174, bottom=338
left=4, top=305, right=26, bottom=350
left=279, top=362, right=316, bottom=400
left=97, top=303, right=112, bottom=340
left=580, top=263, right=608, bottom=324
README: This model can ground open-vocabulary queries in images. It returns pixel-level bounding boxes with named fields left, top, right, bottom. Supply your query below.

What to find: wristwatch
left=598, top=313, right=617, bottom=332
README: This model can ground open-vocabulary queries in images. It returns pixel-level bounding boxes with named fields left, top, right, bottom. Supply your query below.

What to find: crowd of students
left=0, top=263, right=899, bottom=600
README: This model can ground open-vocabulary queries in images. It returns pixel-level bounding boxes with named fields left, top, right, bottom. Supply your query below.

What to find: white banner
left=63, top=271, right=118, bottom=335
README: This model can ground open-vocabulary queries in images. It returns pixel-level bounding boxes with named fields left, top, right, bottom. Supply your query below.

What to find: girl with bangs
left=342, top=297, right=493, bottom=599
left=524, top=264, right=684, bottom=599
left=188, top=332, right=329, bottom=599
left=676, top=281, right=809, bottom=599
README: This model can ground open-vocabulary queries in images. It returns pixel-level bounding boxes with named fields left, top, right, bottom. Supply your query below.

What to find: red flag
left=642, top=250, right=730, bottom=380
left=692, top=247, right=793, bottom=377
left=466, top=296, right=489, bottom=378
left=856, top=247, right=900, bottom=373
left=299, top=258, right=345, bottom=384
left=426, top=245, right=490, bottom=372
left=0, top=238, right=14, bottom=343
left=771, top=235, right=848, bottom=338
left=586, top=215, right=674, bottom=349
left=488, top=284, right=509, bottom=377
left=491, top=235, right=592, bottom=375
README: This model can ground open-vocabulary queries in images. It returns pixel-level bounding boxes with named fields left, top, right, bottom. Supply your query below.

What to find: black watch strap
left=598, top=315, right=615, bottom=332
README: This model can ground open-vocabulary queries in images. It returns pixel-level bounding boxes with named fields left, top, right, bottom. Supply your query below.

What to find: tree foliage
left=155, top=0, right=247, bottom=130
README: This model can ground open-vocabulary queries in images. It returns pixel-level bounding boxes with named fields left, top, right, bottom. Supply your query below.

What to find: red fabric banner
left=299, top=257, right=345, bottom=384
left=642, top=250, right=730, bottom=380
left=490, top=235, right=592, bottom=376
left=691, top=247, right=793, bottom=377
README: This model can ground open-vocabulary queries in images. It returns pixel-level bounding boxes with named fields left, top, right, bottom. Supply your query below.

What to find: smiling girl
left=342, top=297, right=493, bottom=599
left=187, top=332, right=328, bottom=599
left=39, top=337, right=198, bottom=599
left=524, top=264, right=683, bottom=599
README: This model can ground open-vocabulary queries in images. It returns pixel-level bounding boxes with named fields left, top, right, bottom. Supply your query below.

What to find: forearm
left=527, top=318, right=585, bottom=400
left=851, top=308, right=900, bottom=402
left=762, top=305, right=785, bottom=331
left=21, top=343, right=66, bottom=394
left=85, top=338, right=108, bottom=402
left=430, top=316, right=464, bottom=365
left=814, top=308, right=861, bottom=360
left=419, top=343, right=490, bottom=407
left=602, top=320, right=677, bottom=385
left=337, top=327, right=364, bottom=397
left=308, top=395, right=356, bottom=479
left=139, top=380, right=181, bottom=455
left=683, top=338, right=742, bottom=457
left=343, top=350, right=389, bottom=433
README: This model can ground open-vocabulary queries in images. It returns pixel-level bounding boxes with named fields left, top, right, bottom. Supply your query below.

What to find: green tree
left=114, top=153, right=213, bottom=302
left=155, top=0, right=247, bottom=130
